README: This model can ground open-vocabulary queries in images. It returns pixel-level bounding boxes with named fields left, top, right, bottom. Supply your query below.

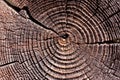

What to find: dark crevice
left=4, top=0, right=59, bottom=36
left=0, top=61, right=18, bottom=67
left=107, top=9, right=120, bottom=19
left=74, top=39, right=120, bottom=45
left=102, top=9, right=120, bottom=22
left=4, top=0, right=21, bottom=12
left=87, top=40, right=120, bottom=45
left=22, top=7, right=59, bottom=35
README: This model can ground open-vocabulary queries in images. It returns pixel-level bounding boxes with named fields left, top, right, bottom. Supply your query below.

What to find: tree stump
left=0, top=0, right=120, bottom=80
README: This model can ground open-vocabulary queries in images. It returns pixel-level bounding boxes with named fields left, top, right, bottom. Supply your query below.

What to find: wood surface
left=0, top=0, right=120, bottom=80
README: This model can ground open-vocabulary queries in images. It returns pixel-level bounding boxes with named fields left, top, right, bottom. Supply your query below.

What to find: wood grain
left=0, top=0, right=120, bottom=80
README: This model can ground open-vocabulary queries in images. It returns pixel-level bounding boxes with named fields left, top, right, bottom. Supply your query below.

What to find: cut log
left=0, top=0, right=120, bottom=80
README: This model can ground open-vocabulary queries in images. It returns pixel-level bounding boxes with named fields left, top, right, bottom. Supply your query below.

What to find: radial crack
left=4, top=0, right=59, bottom=35
left=0, top=61, right=18, bottom=67
left=23, top=7, right=59, bottom=35
left=101, top=9, right=120, bottom=23
left=4, top=0, right=21, bottom=12
left=87, top=39, right=120, bottom=44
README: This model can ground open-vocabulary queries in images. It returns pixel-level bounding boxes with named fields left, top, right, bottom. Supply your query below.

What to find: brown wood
left=0, top=0, right=120, bottom=80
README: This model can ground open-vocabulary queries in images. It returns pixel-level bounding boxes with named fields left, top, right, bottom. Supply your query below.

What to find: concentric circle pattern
left=0, top=0, right=120, bottom=80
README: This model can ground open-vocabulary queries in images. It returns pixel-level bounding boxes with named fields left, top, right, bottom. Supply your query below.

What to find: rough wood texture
left=0, top=0, right=120, bottom=80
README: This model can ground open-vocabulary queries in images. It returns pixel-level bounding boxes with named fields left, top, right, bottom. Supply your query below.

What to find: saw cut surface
left=0, top=0, right=120, bottom=80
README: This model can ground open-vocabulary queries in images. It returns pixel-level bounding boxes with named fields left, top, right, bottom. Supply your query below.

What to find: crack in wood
left=4, top=0, right=21, bottom=12
left=73, top=39, right=120, bottom=45
left=4, top=0, right=59, bottom=36
left=0, top=61, right=18, bottom=67
left=101, top=9, right=120, bottom=23
left=4, top=0, right=120, bottom=45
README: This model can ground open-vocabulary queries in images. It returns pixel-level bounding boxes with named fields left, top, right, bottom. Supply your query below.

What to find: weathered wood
left=0, top=0, right=120, bottom=80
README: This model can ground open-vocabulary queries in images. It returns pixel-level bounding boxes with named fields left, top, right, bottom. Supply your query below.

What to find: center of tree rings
left=61, top=33, right=69, bottom=39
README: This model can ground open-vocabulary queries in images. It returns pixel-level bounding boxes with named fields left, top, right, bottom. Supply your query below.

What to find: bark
left=0, top=0, right=120, bottom=80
